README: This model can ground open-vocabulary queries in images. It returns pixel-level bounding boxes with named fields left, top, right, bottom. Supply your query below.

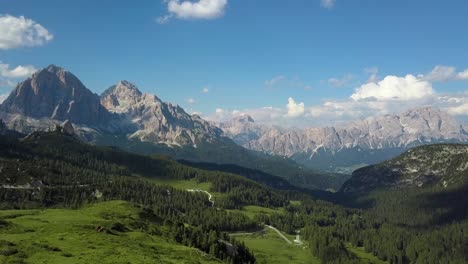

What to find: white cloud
left=265, top=75, right=285, bottom=87
left=421, top=65, right=468, bottom=82
left=364, top=67, right=379, bottom=83
left=202, top=87, right=209, bottom=93
left=156, top=15, right=173, bottom=24
left=321, top=0, right=336, bottom=9
left=328, top=74, right=354, bottom=88
left=351, top=74, right=434, bottom=101
left=205, top=106, right=285, bottom=124
left=457, top=69, right=468, bottom=80
left=206, top=68, right=468, bottom=127
left=159, top=0, right=228, bottom=22
left=186, top=98, right=196, bottom=104
left=286, top=97, right=305, bottom=117
left=0, top=63, right=37, bottom=78
left=265, top=75, right=312, bottom=90
left=0, top=62, right=37, bottom=90
left=423, top=65, right=457, bottom=82
left=0, top=15, right=53, bottom=50
left=447, top=103, right=468, bottom=116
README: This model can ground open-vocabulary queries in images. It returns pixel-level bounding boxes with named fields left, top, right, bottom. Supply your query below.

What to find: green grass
left=345, top=243, right=389, bottom=264
left=232, top=228, right=319, bottom=264
left=151, top=178, right=212, bottom=191
left=289, top=200, right=302, bottom=206
left=227, top=205, right=284, bottom=220
left=0, top=201, right=220, bottom=264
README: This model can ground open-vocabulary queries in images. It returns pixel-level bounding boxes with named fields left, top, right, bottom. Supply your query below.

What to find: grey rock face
left=100, top=81, right=224, bottom=146
left=220, top=108, right=468, bottom=158
left=0, top=65, right=111, bottom=126
left=0, top=119, right=7, bottom=135
left=61, top=120, right=75, bottom=135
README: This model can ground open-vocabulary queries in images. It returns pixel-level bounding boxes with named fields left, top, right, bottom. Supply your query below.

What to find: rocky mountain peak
left=46, top=64, right=64, bottom=73
left=100, top=81, right=167, bottom=113
left=0, top=65, right=110, bottom=126
left=236, top=114, right=255, bottom=123
left=103, top=80, right=142, bottom=98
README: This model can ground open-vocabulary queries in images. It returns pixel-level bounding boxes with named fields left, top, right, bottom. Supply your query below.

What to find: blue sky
left=1, top=0, right=468, bottom=125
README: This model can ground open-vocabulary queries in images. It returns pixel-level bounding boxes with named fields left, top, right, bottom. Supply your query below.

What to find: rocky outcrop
left=61, top=120, right=75, bottom=135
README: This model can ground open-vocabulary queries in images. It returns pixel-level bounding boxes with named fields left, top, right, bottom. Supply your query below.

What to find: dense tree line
left=0, top=132, right=262, bottom=263
left=2, top=131, right=468, bottom=263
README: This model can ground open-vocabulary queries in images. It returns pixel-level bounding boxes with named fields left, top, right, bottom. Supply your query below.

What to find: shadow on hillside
left=421, top=184, right=468, bottom=225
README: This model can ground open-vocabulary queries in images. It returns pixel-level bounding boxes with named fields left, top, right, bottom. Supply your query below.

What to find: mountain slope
left=0, top=65, right=111, bottom=126
left=100, top=80, right=224, bottom=146
left=220, top=109, right=468, bottom=172
left=340, top=144, right=468, bottom=193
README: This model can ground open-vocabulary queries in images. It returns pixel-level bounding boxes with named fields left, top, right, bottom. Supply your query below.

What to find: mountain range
left=220, top=108, right=468, bottom=173
left=0, top=64, right=466, bottom=185
left=0, top=65, right=345, bottom=190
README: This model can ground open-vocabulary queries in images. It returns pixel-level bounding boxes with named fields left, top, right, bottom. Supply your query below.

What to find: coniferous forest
left=0, top=129, right=467, bottom=264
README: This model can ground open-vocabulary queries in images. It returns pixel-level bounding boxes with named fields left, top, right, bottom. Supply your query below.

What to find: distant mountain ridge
left=219, top=108, right=468, bottom=172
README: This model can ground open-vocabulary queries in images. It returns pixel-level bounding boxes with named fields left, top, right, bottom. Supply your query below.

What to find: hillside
left=0, top=201, right=223, bottom=264
left=341, top=144, right=468, bottom=193
left=2, top=130, right=468, bottom=263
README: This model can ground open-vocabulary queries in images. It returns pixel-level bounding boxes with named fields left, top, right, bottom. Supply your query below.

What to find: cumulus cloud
left=0, top=15, right=53, bottom=49
left=328, top=74, right=354, bottom=88
left=186, top=98, right=196, bottom=104
left=423, top=65, right=457, bottom=82
left=457, top=69, right=468, bottom=80
left=202, top=87, right=209, bottom=93
left=351, top=75, right=434, bottom=101
left=0, top=62, right=37, bottom=91
left=0, top=63, right=37, bottom=78
left=206, top=68, right=468, bottom=127
left=447, top=103, right=468, bottom=116
left=205, top=106, right=286, bottom=124
left=321, top=0, right=336, bottom=9
left=158, top=0, right=228, bottom=23
left=421, top=65, right=468, bottom=82
left=286, top=97, right=305, bottom=117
